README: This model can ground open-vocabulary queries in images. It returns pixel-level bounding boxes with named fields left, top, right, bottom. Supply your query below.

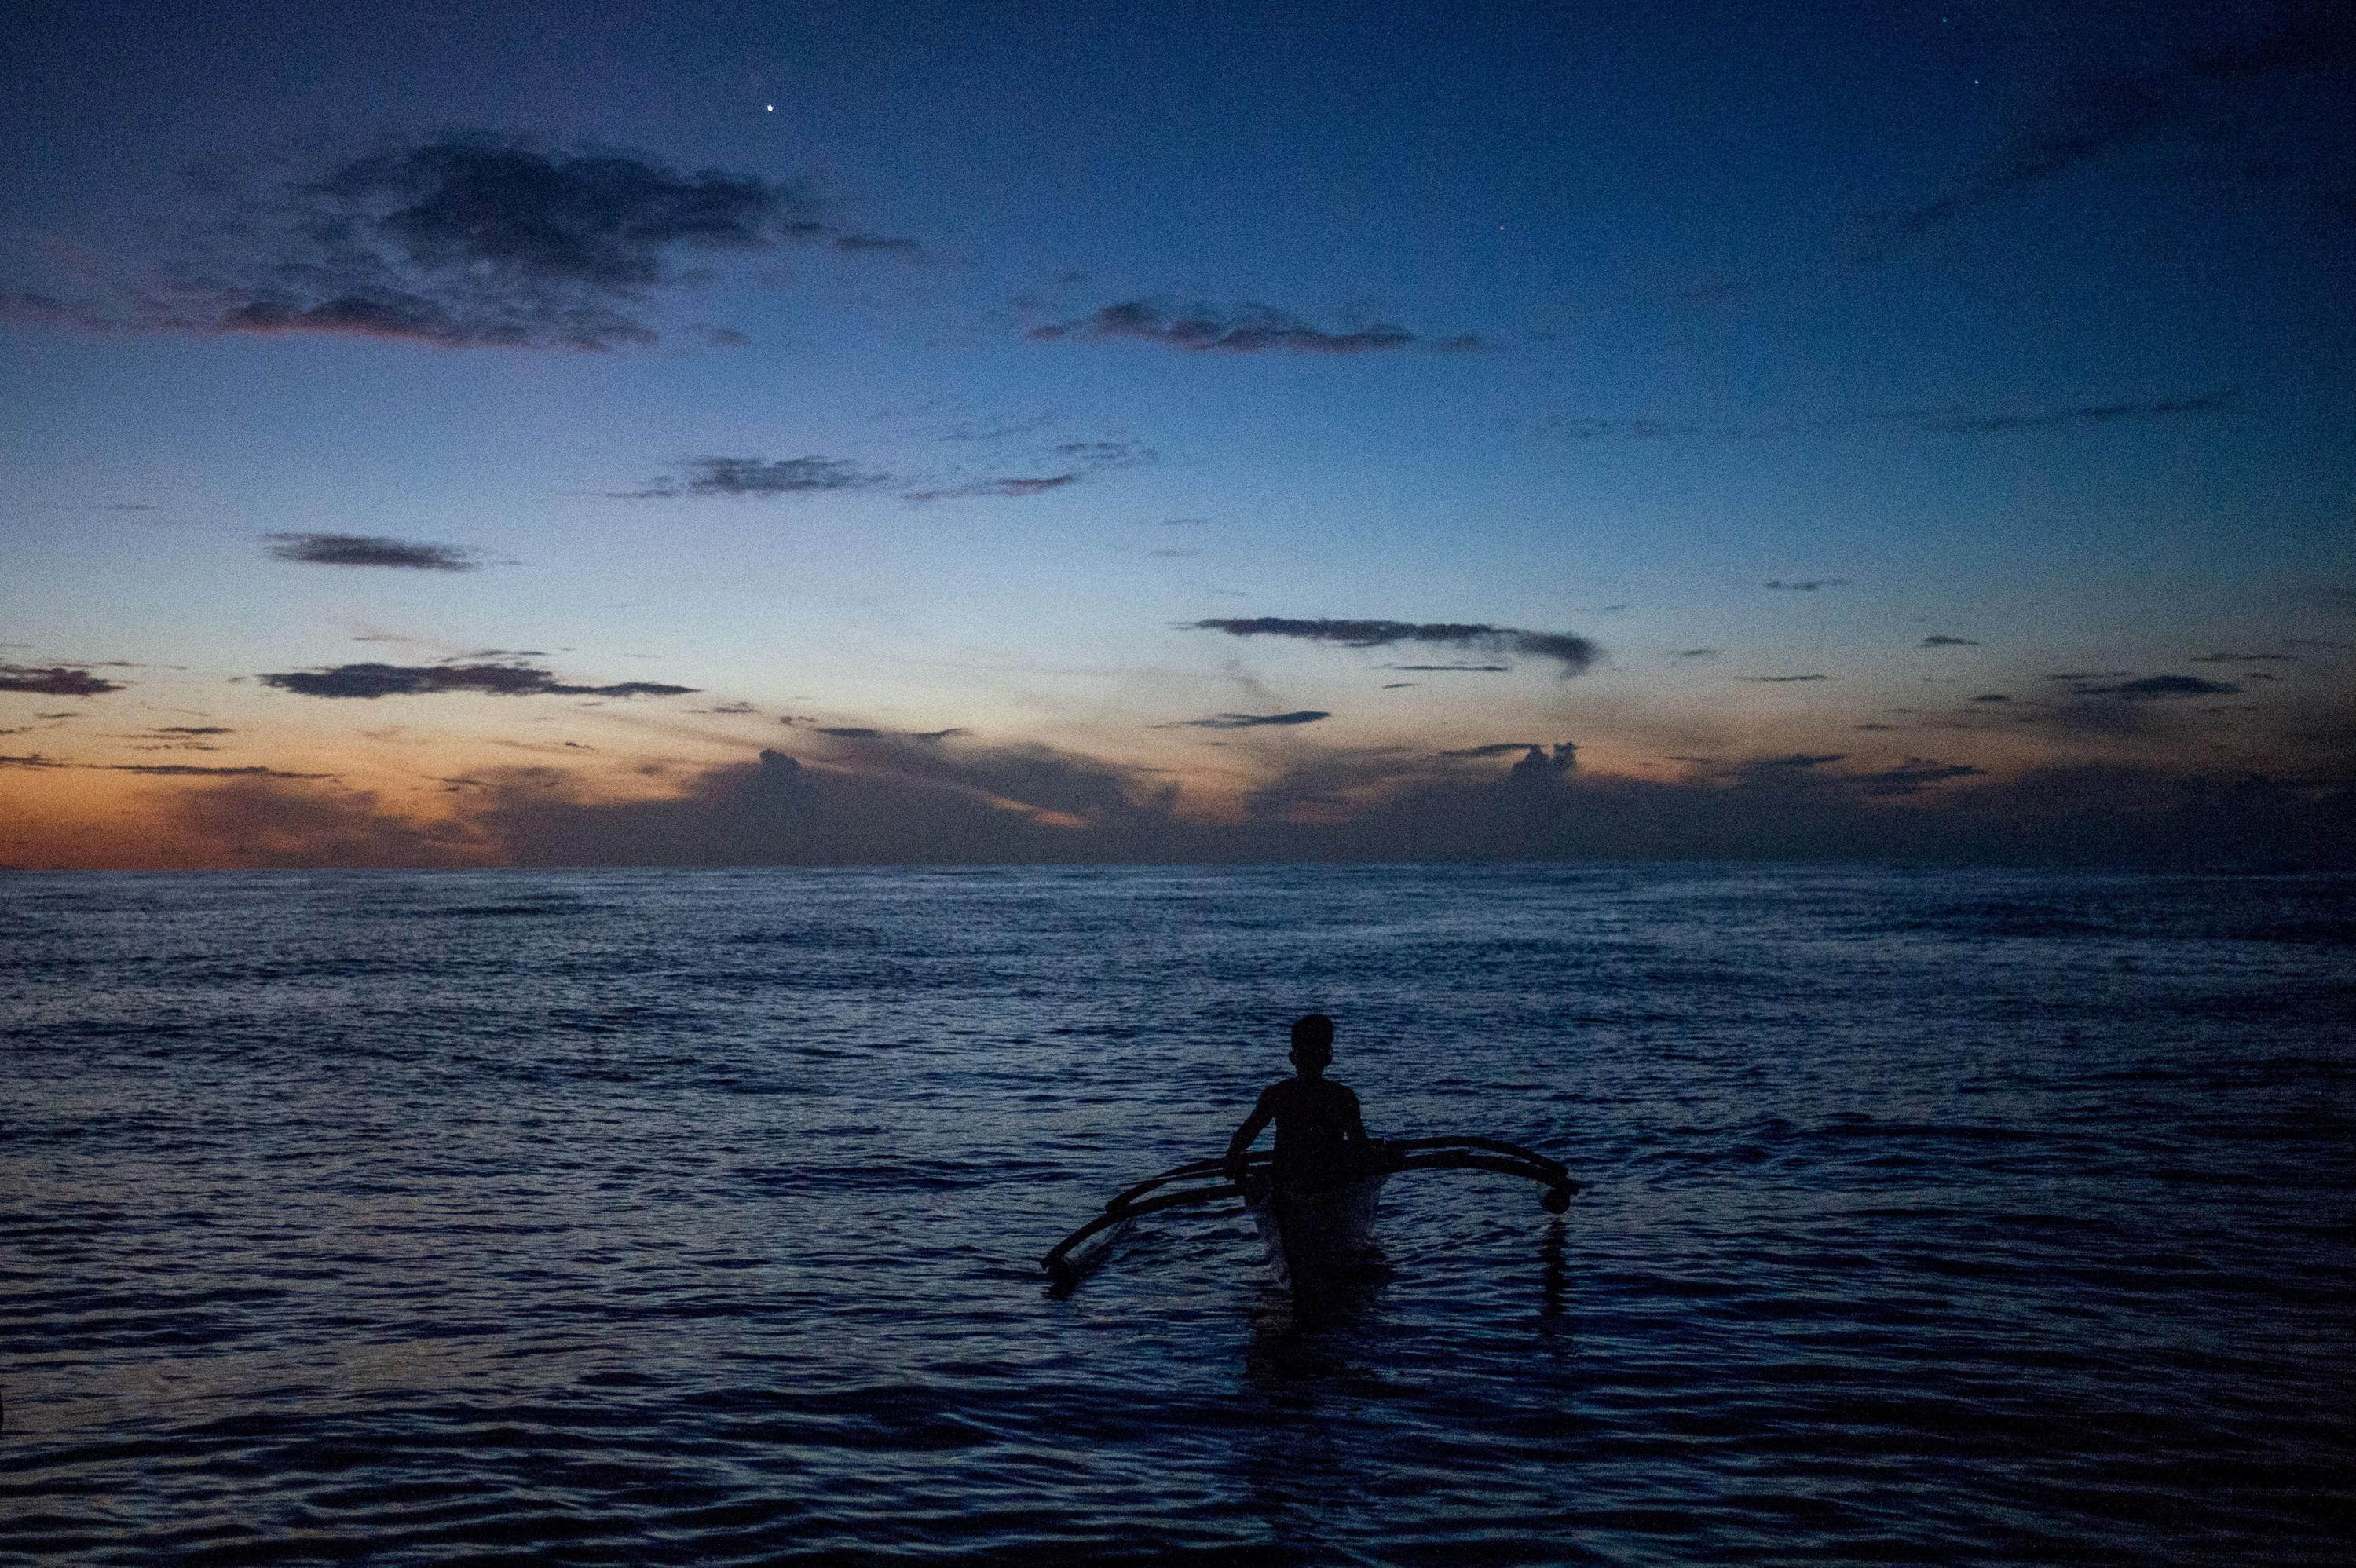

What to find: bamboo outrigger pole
left=1041, top=1136, right=1579, bottom=1288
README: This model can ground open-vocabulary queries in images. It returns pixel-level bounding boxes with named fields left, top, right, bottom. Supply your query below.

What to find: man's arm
left=1224, top=1085, right=1276, bottom=1179
left=1341, top=1085, right=1370, bottom=1146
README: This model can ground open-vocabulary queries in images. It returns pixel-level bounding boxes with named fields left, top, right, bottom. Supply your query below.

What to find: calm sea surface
left=4, top=864, right=2353, bottom=1565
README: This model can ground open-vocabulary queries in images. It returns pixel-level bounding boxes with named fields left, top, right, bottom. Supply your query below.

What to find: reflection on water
left=5, top=864, right=2354, bottom=1564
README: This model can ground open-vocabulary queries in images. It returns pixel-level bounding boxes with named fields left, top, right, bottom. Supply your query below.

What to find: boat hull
left=1243, top=1173, right=1388, bottom=1288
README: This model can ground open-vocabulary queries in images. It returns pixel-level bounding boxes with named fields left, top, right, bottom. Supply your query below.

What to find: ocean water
left=3, top=863, right=2353, bottom=1566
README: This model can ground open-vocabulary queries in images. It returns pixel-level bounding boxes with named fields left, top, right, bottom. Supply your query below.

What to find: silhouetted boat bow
left=1041, top=1136, right=1578, bottom=1291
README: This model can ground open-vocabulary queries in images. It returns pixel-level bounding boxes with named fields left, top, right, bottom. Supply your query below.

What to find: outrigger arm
left=1041, top=1135, right=1578, bottom=1288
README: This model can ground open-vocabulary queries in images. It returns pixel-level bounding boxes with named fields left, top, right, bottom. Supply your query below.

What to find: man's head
left=1289, top=1013, right=1335, bottom=1076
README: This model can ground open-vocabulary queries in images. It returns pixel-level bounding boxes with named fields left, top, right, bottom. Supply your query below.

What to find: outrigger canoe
left=1041, top=1136, right=1578, bottom=1291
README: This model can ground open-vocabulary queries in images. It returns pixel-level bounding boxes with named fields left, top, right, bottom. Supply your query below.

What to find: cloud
left=902, top=474, right=1080, bottom=502
left=257, top=661, right=696, bottom=700
left=1670, top=648, right=1720, bottom=660
left=0, top=283, right=109, bottom=331
left=2191, top=651, right=2294, bottom=663
left=2074, top=674, right=2242, bottom=699
left=69, top=727, right=2356, bottom=871
left=105, top=762, right=333, bottom=778
left=1439, top=742, right=1543, bottom=758
left=817, top=726, right=971, bottom=742
left=160, top=777, right=489, bottom=868
left=1165, top=711, right=1333, bottom=729
left=616, top=455, right=886, bottom=499
left=155, top=726, right=233, bottom=735
left=832, top=232, right=921, bottom=254
left=15, top=135, right=921, bottom=351
left=890, top=437, right=1141, bottom=503
left=1740, top=674, right=1832, bottom=683
left=1921, top=635, right=1982, bottom=648
left=1919, top=394, right=2232, bottom=433
left=1970, top=693, right=2013, bottom=704
left=1533, top=397, right=2230, bottom=443
left=0, top=664, right=125, bottom=696
left=265, top=532, right=483, bottom=569
left=1026, top=299, right=1421, bottom=354
left=1184, top=616, right=1600, bottom=676
left=1055, top=440, right=1154, bottom=466
left=1382, top=663, right=1513, bottom=673
left=1765, top=579, right=1847, bottom=591
left=1898, top=7, right=2356, bottom=236
left=1509, top=744, right=1579, bottom=785
left=1853, top=758, right=1988, bottom=796
left=0, top=754, right=331, bottom=779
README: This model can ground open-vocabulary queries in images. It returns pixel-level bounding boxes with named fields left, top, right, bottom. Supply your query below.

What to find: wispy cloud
left=817, top=726, right=971, bottom=742
left=1162, top=711, right=1332, bottom=729
left=13, top=135, right=923, bottom=351
left=0, top=754, right=331, bottom=779
left=1535, top=395, right=2230, bottom=442
left=0, top=664, right=125, bottom=696
left=1184, top=616, right=1600, bottom=676
left=265, top=532, right=482, bottom=569
left=0, top=284, right=110, bottom=331
left=1919, top=393, right=2231, bottom=433
left=1855, top=758, right=1986, bottom=796
left=1765, top=579, right=1847, bottom=591
left=615, top=455, right=886, bottom=499
left=902, top=474, right=1080, bottom=502
left=1384, top=663, right=1512, bottom=674
left=1740, top=673, right=1832, bottom=683
left=832, top=232, right=921, bottom=254
left=1898, top=8, right=2356, bottom=235
left=1027, top=299, right=1440, bottom=354
left=2072, top=674, right=2241, bottom=700
left=1920, top=634, right=1982, bottom=648
left=257, top=662, right=696, bottom=700
left=895, top=435, right=1146, bottom=503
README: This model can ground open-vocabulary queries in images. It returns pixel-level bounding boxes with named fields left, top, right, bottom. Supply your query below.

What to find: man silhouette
left=1223, top=1013, right=1373, bottom=1190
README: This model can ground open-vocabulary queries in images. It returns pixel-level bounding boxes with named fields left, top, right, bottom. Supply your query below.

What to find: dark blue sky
left=3, top=0, right=2350, bottom=866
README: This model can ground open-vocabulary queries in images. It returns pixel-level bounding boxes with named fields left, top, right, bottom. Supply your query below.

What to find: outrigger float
left=1041, top=1136, right=1579, bottom=1291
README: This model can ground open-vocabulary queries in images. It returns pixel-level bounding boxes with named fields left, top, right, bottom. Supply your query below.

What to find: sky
left=3, top=0, right=2351, bottom=868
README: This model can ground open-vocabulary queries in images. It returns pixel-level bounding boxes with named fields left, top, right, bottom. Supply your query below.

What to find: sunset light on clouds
left=4, top=0, right=2351, bottom=869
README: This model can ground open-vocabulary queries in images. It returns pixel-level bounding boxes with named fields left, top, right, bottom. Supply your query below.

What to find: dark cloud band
left=1029, top=300, right=1430, bottom=354
left=0, top=664, right=124, bottom=696
left=1184, top=617, right=1599, bottom=676
left=15, top=135, right=929, bottom=352
left=258, top=662, right=695, bottom=700
left=1165, top=711, right=1332, bottom=729
left=265, top=532, right=481, bottom=569
left=619, top=456, right=884, bottom=499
